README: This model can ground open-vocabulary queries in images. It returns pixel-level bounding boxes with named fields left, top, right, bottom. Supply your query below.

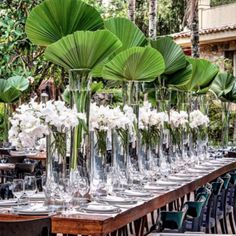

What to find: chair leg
left=223, top=215, right=229, bottom=234
left=229, top=212, right=236, bottom=234
left=220, top=218, right=226, bottom=234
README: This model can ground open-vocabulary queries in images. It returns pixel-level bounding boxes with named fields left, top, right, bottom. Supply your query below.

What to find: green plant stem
left=69, top=69, right=91, bottom=170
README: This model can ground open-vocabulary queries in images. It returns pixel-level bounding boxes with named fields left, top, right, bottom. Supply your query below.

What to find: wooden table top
left=0, top=159, right=236, bottom=236
left=0, top=163, right=15, bottom=170
left=26, top=152, right=46, bottom=161
left=51, top=159, right=236, bottom=235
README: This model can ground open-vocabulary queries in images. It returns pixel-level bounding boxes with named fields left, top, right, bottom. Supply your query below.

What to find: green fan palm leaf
left=26, top=0, right=104, bottom=46
left=167, top=61, right=192, bottom=89
left=150, top=36, right=186, bottom=75
left=102, top=47, right=165, bottom=82
left=210, top=72, right=235, bottom=98
left=45, top=30, right=122, bottom=70
left=104, top=17, right=147, bottom=53
left=92, top=17, right=148, bottom=77
left=177, top=57, right=219, bottom=92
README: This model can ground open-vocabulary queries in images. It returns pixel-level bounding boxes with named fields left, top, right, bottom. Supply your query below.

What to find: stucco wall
left=201, top=3, right=236, bottom=29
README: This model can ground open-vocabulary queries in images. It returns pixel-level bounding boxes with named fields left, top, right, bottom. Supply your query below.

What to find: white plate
left=13, top=205, right=50, bottom=215
left=10, top=151, right=26, bottom=156
left=168, top=176, right=191, bottom=182
left=0, top=200, right=27, bottom=207
left=123, top=190, right=152, bottom=197
left=155, top=180, right=181, bottom=186
left=79, top=204, right=120, bottom=214
left=144, top=185, right=169, bottom=191
left=98, top=196, right=137, bottom=205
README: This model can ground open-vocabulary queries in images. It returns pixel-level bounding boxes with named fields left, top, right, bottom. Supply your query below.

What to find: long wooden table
left=1, top=159, right=236, bottom=236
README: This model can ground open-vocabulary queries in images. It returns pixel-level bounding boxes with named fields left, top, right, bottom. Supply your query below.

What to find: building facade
left=173, top=0, right=236, bottom=75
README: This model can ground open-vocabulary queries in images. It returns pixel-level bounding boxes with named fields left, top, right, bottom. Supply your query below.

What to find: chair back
left=0, top=217, right=51, bottom=236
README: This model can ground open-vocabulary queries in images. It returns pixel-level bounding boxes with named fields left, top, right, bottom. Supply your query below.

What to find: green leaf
left=45, top=30, right=122, bottom=70
left=104, top=17, right=147, bottom=53
left=7, top=76, right=29, bottom=91
left=183, top=57, right=219, bottom=92
left=25, top=0, right=104, bottom=46
left=150, top=36, right=186, bottom=74
left=167, top=61, right=192, bottom=89
left=92, top=17, right=148, bottom=78
left=0, top=77, right=29, bottom=103
left=102, top=47, right=165, bottom=82
left=210, top=72, right=235, bottom=98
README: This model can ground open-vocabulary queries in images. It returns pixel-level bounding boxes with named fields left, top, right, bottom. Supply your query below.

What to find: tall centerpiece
left=25, top=0, right=122, bottom=180
left=102, top=46, right=165, bottom=175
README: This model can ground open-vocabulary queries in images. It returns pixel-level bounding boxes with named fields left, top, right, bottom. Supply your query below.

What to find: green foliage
left=102, top=47, right=165, bottom=82
left=210, top=72, right=236, bottom=100
left=0, top=104, right=4, bottom=142
left=0, top=76, right=29, bottom=103
left=211, top=0, right=236, bottom=6
left=0, top=0, right=45, bottom=79
left=177, top=57, right=219, bottom=93
left=26, top=0, right=104, bottom=46
left=150, top=36, right=186, bottom=74
left=158, top=0, right=187, bottom=35
left=105, top=17, right=148, bottom=53
left=45, top=30, right=122, bottom=70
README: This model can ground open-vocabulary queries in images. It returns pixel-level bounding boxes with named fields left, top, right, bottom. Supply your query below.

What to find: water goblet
left=24, top=176, right=37, bottom=199
left=12, top=179, right=24, bottom=205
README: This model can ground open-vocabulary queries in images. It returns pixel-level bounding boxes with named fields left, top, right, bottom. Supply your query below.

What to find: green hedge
left=211, top=0, right=236, bottom=7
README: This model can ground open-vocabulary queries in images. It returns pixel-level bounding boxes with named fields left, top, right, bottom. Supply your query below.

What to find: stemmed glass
left=77, top=177, right=90, bottom=203
left=59, top=178, right=75, bottom=214
left=12, top=179, right=24, bottom=206
left=24, top=176, right=37, bottom=199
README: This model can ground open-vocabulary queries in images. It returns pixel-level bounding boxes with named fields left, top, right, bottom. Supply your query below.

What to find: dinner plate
left=10, top=151, right=26, bottom=156
left=13, top=205, right=51, bottom=215
left=168, top=176, right=191, bottom=182
left=123, top=190, right=152, bottom=198
left=155, top=180, right=181, bottom=186
left=187, top=168, right=208, bottom=174
left=78, top=204, right=121, bottom=214
left=0, top=200, right=27, bottom=207
left=144, top=184, right=169, bottom=191
left=30, top=192, right=45, bottom=201
left=98, top=196, right=137, bottom=205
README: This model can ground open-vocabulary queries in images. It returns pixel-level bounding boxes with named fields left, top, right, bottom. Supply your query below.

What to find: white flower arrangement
left=189, top=110, right=209, bottom=129
left=89, top=103, right=136, bottom=133
left=169, top=110, right=188, bottom=129
left=9, top=99, right=84, bottom=149
left=139, top=102, right=168, bottom=130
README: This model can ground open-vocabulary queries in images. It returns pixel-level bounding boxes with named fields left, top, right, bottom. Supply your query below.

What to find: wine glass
left=12, top=179, right=24, bottom=205
left=24, top=176, right=37, bottom=199
left=78, top=177, right=89, bottom=202
left=59, top=178, right=75, bottom=214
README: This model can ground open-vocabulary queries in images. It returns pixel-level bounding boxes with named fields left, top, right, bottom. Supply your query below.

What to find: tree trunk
left=190, top=0, right=200, bottom=58
left=128, top=0, right=136, bottom=22
left=149, top=0, right=157, bottom=39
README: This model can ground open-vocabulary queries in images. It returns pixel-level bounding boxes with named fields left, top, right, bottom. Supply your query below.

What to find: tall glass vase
left=90, top=129, right=108, bottom=196
left=221, top=101, right=230, bottom=148
left=68, top=69, right=91, bottom=178
left=2, top=103, right=12, bottom=145
left=46, top=130, right=67, bottom=182
left=122, top=81, right=141, bottom=171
